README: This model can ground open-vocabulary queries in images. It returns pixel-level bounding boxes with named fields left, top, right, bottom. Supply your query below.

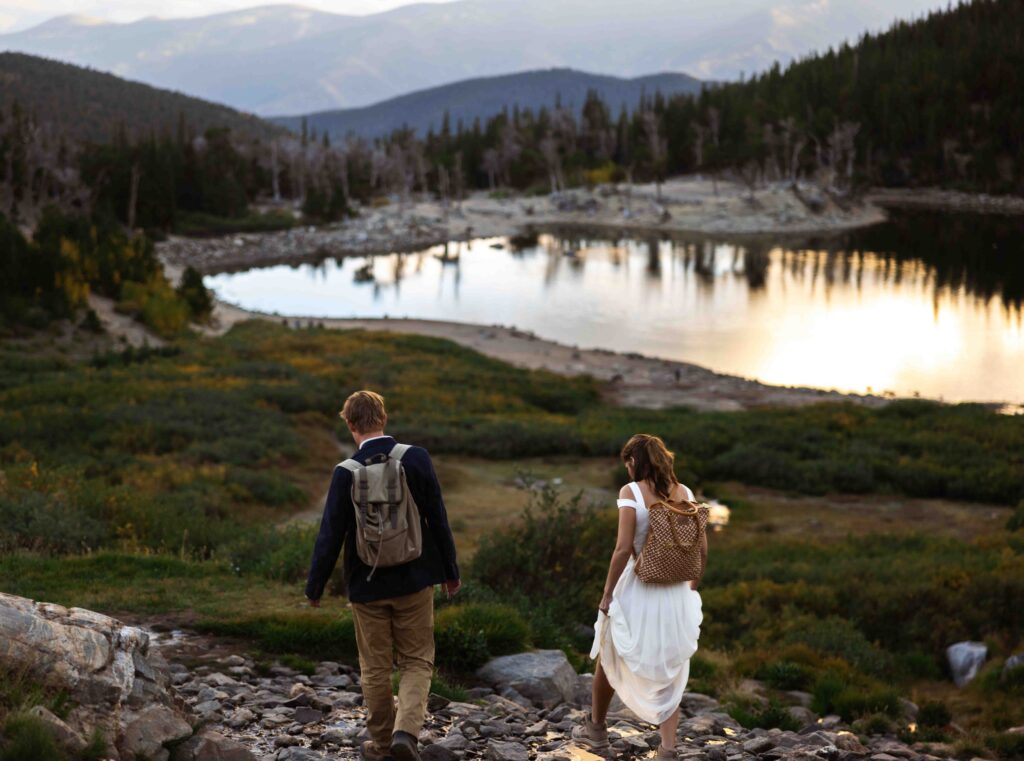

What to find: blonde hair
left=341, top=390, right=387, bottom=433
left=621, top=433, right=678, bottom=500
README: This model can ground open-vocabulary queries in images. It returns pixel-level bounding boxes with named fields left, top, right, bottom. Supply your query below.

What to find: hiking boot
left=571, top=717, right=609, bottom=750
left=657, top=745, right=678, bottom=761
left=390, top=731, right=422, bottom=761
left=361, top=741, right=393, bottom=761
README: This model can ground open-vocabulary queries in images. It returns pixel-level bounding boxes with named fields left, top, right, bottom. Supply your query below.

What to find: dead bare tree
left=539, top=133, right=564, bottom=194
left=642, top=110, right=667, bottom=201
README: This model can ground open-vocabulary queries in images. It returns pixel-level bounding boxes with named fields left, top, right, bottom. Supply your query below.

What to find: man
left=305, top=390, right=461, bottom=761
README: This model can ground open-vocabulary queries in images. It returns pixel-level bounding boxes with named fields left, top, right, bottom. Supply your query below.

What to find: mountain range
left=272, top=69, right=705, bottom=140
left=0, top=0, right=947, bottom=116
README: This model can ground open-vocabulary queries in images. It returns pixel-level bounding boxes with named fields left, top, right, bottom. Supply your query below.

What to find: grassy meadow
left=1, top=321, right=1023, bottom=756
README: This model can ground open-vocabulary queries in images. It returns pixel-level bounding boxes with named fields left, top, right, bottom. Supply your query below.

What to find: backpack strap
left=338, top=459, right=362, bottom=473
left=389, top=443, right=412, bottom=462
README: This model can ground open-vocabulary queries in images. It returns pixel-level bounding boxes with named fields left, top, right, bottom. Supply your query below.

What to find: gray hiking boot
left=571, top=717, right=609, bottom=750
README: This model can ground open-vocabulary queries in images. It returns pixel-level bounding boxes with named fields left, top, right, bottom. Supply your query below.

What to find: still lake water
left=206, top=212, right=1024, bottom=404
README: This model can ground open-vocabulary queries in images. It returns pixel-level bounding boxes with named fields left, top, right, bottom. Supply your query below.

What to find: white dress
left=590, top=481, right=704, bottom=726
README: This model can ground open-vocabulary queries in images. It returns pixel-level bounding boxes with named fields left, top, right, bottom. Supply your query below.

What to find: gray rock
left=787, top=706, right=818, bottom=729
left=171, top=729, right=256, bottom=761
left=785, top=691, right=813, bottom=708
left=120, top=705, right=193, bottom=761
left=292, top=707, right=324, bottom=724
left=680, top=693, right=722, bottom=716
left=423, top=744, right=458, bottom=761
left=477, top=651, right=577, bottom=708
left=276, top=749, right=323, bottom=761
left=946, top=642, right=987, bottom=687
left=438, top=733, right=470, bottom=751
left=744, top=737, right=777, bottom=754
left=487, top=740, right=531, bottom=761
left=1004, top=654, right=1024, bottom=676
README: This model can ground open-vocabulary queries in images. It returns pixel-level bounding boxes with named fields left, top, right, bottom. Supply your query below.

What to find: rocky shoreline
left=158, top=180, right=886, bottom=277
left=866, top=188, right=1024, bottom=215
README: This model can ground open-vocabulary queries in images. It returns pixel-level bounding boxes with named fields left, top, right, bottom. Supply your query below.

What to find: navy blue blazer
left=305, top=436, right=460, bottom=604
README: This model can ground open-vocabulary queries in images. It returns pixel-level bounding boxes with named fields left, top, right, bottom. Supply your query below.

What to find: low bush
left=759, top=660, right=816, bottom=691
left=0, top=714, right=65, bottom=761
left=435, top=603, right=531, bottom=657
left=988, top=732, right=1024, bottom=761
left=433, top=621, right=491, bottom=673
left=727, top=699, right=799, bottom=731
left=918, top=700, right=952, bottom=728
left=200, top=614, right=358, bottom=661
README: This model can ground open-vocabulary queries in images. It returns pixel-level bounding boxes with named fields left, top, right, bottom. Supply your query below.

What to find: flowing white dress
left=590, top=481, right=703, bottom=726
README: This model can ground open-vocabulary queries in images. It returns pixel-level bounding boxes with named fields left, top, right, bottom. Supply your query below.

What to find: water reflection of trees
left=539, top=212, right=1022, bottom=313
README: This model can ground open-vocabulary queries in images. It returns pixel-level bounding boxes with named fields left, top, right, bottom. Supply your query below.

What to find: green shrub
left=226, top=525, right=316, bottom=582
left=760, top=660, right=815, bottom=691
left=118, top=276, right=191, bottom=338
left=918, top=700, right=952, bottom=728
left=728, top=699, right=799, bottom=731
left=856, top=713, right=898, bottom=735
left=200, top=614, right=357, bottom=661
left=430, top=673, right=468, bottom=702
left=987, top=731, right=1024, bottom=761
left=1009, top=501, right=1024, bottom=532
left=0, top=714, right=66, bottom=761
left=784, top=617, right=892, bottom=676
left=435, top=603, right=531, bottom=657
left=176, top=266, right=213, bottom=321
left=433, top=622, right=490, bottom=673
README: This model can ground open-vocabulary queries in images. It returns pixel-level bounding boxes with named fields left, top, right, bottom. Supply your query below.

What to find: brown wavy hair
left=621, top=434, right=678, bottom=500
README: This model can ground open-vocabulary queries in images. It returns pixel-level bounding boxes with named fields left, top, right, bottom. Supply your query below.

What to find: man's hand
left=443, top=579, right=462, bottom=599
left=308, top=598, right=321, bottom=608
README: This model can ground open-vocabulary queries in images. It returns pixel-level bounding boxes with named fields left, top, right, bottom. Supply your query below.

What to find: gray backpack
left=338, top=443, right=423, bottom=579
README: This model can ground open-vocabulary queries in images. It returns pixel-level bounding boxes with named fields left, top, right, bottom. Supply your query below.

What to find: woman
left=573, top=434, right=707, bottom=759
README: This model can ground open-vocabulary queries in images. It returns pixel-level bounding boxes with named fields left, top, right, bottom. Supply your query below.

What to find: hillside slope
left=272, top=68, right=705, bottom=139
left=0, top=52, right=284, bottom=143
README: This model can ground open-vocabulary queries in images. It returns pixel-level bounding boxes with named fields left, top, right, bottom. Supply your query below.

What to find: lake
left=206, top=211, right=1024, bottom=404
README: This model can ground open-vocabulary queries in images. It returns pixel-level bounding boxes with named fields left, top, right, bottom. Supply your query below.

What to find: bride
left=573, top=434, right=708, bottom=759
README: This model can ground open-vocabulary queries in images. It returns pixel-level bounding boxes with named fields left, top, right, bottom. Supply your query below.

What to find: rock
left=171, top=729, right=257, bottom=761
left=27, top=705, right=87, bottom=753
left=785, top=691, right=813, bottom=708
left=946, top=642, right=987, bottom=687
left=834, top=733, right=867, bottom=754
left=573, top=674, right=594, bottom=706
left=422, top=744, right=458, bottom=761
left=292, top=706, right=324, bottom=724
left=477, top=651, right=577, bottom=708
left=487, top=740, right=531, bottom=761
left=680, top=693, right=722, bottom=716
left=899, top=699, right=919, bottom=720
left=787, top=707, right=818, bottom=729
left=120, top=705, right=193, bottom=761
left=438, top=733, right=471, bottom=751
left=1004, top=654, right=1024, bottom=676
left=744, top=737, right=777, bottom=754
left=276, top=749, right=323, bottom=761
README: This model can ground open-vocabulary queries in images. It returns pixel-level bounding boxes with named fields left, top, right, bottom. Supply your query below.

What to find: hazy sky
left=0, top=0, right=460, bottom=32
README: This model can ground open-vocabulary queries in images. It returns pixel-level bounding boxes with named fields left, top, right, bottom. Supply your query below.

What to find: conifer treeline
left=1, top=0, right=1020, bottom=234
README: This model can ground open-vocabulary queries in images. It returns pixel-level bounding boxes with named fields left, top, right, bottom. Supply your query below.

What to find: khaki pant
left=351, top=586, right=435, bottom=749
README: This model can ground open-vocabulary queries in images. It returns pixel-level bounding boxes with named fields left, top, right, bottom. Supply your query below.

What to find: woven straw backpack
left=634, top=497, right=710, bottom=584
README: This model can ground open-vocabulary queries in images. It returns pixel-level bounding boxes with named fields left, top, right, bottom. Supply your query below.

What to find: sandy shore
left=205, top=300, right=888, bottom=412
left=158, top=177, right=887, bottom=275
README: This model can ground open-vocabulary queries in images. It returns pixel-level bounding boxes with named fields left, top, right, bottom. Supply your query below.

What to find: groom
left=305, top=390, right=461, bottom=761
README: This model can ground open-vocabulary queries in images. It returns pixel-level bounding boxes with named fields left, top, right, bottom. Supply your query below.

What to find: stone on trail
left=488, top=740, right=531, bottom=761
left=946, top=641, right=987, bottom=687
left=120, top=705, right=193, bottom=761
left=171, top=729, right=257, bottom=761
left=477, top=650, right=577, bottom=708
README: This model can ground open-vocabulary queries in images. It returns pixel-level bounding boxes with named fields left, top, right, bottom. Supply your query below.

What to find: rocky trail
left=1, top=593, right=956, bottom=761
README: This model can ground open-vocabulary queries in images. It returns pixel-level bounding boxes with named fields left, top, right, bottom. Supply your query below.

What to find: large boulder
left=946, top=641, right=987, bottom=687
left=0, top=593, right=251, bottom=760
left=477, top=650, right=577, bottom=708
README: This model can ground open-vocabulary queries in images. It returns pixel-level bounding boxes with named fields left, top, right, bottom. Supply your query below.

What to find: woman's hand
left=599, top=593, right=613, bottom=614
